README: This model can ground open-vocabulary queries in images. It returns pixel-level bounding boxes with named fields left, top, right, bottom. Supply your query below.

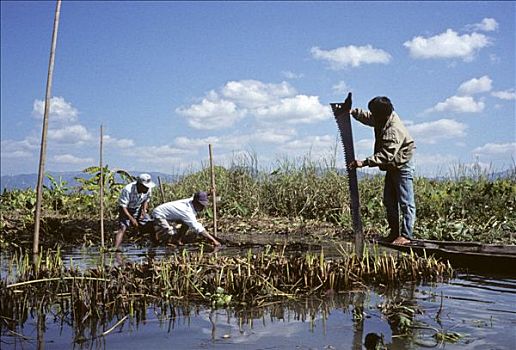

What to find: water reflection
left=2, top=276, right=515, bottom=350
left=1, top=246, right=515, bottom=350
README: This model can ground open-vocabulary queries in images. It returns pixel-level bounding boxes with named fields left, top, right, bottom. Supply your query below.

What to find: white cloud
left=171, top=132, right=336, bottom=164
left=404, top=29, right=490, bottom=61
left=0, top=138, right=38, bottom=159
left=123, top=154, right=200, bottom=173
left=489, top=54, right=501, bottom=63
left=31, top=96, right=97, bottom=146
left=32, top=96, right=79, bottom=123
left=130, top=144, right=194, bottom=158
left=255, top=95, right=330, bottom=124
left=282, top=135, right=337, bottom=158
left=177, top=80, right=329, bottom=130
left=174, top=136, right=222, bottom=149
left=220, top=80, right=296, bottom=108
left=53, top=154, right=94, bottom=164
left=103, top=135, right=135, bottom=148
left=332, top=81, right=350, bottom=95
left=491, top=89, right=516, bottom=100
left=176, top=98, right=245, bottom=130
left=1, top=150, right=33, bottom=159
left=354, top=138, right=375, bottom=153
left=466, top=18, right=499, bottom=32
left=457, top=75, right=492, bottom=95
left=281, top=71, right=304, bottom=79
left=310, top=45, right=391, bottom=69
left=425, top=95, right=485, bottom=114
left=174, top=127, right=296, bottom=152
left=47, top=125, right=92, bottom=144
left=413, top=153, right=461, bottom=176
left=408, top=119, right=467, bottom=144
left=472, top=142, right=516, bottom=156
left=251, top=128, right=297, bottom=144
left=123, top=144, right=197, bottom=169
left=3, top=96, right=96, bottom=167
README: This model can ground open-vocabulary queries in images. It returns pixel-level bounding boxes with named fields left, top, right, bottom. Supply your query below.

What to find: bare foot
left=392, top=236, right=411, bottom=246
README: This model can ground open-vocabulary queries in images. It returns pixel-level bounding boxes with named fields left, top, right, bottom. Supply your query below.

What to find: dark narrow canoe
left=373, top=239, right=516, bottom=276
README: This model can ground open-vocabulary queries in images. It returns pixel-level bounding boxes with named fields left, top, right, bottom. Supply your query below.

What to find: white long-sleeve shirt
left=118, top=182, right=152, bottom=210
left=152, top=197, right=205, bottom=234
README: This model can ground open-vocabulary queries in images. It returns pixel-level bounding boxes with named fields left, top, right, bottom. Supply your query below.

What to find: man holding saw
left=345, top=93, right=416, bottom=245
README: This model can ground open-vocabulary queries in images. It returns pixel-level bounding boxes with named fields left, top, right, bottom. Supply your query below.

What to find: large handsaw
left=330, top=93, right=364, bottom=257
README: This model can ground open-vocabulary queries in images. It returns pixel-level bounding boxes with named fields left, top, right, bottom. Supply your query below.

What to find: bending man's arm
left=181, top=212, right=221, bottom=246
left=200, top=230, right=221, bottom=246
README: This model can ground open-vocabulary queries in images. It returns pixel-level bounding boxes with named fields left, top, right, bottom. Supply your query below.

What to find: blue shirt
left=118, top=182, right=152, bottom=210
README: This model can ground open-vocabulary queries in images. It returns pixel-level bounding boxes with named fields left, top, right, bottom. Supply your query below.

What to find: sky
left=1, top=1, right=515, bottom=178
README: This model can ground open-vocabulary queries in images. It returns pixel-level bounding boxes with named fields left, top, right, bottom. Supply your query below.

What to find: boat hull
left=374, top=239, right=516, bottom=276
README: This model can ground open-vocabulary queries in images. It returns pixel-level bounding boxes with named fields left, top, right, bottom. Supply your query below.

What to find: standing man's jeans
left=383, top=161, right=416, bottom=240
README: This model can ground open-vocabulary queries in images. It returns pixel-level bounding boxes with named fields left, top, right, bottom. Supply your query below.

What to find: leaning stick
left=100, top=124, right=105, bottom=248
left=33, top=0, right=62, bottom=255
left=209, top=144, right=217, bottom=236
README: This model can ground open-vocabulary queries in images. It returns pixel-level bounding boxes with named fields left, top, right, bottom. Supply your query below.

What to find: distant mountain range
left=0, top=171, right=179, bottom=191
left=1, top=168, right=512, bottom=191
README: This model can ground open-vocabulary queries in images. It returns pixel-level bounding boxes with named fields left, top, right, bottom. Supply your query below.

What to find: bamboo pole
left=158, top=176, right=165, bottom=203
left=33, top=0, right=62, bottom=255
left=100, top=125, right=105, bottom=248
left=208, top=144, right=217, bottom=237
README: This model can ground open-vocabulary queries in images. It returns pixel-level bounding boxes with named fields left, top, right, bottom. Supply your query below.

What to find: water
left=1, top=246, right=515, bottom=349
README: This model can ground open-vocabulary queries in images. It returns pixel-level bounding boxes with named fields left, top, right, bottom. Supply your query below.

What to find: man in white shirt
left=152, top=191, right=221, bottom=247
left=114, top=173, right=156, bottom=250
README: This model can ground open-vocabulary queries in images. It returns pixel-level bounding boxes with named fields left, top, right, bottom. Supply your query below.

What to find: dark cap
left=193, top=191, right=209, bottom=206
left=368, top=96, right=393, bottom=118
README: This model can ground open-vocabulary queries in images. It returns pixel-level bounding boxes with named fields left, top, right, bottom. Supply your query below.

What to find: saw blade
left=331, top=103, right=364, bottom=256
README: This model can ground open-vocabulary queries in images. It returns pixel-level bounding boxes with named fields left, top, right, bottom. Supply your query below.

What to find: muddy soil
left=1, top=214, right=370, bottom=252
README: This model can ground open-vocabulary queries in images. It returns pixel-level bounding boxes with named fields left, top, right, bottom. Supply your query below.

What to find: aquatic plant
left=1, top=247, right=452, bottom=328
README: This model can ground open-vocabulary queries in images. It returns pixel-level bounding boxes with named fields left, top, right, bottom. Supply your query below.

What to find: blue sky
left=1, top=1, right=515, bottom=177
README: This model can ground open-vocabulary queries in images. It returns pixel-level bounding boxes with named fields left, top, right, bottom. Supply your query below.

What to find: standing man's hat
left=193, top=191, right=209, bottom=206
left=137, top=173, right=156, bottom=189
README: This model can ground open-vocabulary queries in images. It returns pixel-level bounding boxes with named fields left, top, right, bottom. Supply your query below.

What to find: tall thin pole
left=208, top=144, right=217, bottom=237
left=157, top=176, right=165, bottom=203
left=100, top=125, right=105, bottom=248
left=33, top=0, right=62, bottom=255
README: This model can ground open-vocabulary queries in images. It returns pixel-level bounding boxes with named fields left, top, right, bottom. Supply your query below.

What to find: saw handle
left=330, top=92, right=352, bottom=117
left=343, top=92, right=352, bottom=110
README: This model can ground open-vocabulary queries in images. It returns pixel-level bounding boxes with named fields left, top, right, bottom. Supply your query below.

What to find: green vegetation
left=1, top=157, right=514, bottom=250
left=0, top=246, right=451, bottom=322
left=0, top=247, right=452, bottom=345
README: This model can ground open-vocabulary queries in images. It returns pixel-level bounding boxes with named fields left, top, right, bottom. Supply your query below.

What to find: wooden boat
left=373, top=238, right=516, bottom=275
